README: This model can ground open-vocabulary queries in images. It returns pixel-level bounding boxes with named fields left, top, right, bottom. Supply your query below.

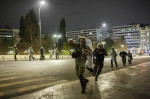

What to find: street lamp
left=53, top=34, right=61, bottom=50
left=39, top=0, right=45, bottom=48
left=100, top=23, right=106, bottom=42
left=121, top=44, right=124, bottom=50
left=102, top=41, right=106, bottom=47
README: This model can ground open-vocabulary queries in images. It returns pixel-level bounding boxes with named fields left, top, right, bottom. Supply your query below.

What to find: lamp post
left=102, top=41, right=106, bottom=47
left=53, top=34, right=61, bottom=50
left=39, top=0, right=45, bottom=48
left=121, top=44, right=124, bottom=51
left=100, top=23, right=106, bottom=42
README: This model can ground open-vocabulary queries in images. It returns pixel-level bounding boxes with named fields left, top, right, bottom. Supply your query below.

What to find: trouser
left=128, top=60, right=132, bottom=64
left=56, top=54, right=59, bottom=60
left=111, top=60, right=118, bottom=67
left=14, top=54, right=17, bottom=61
left=29, top=55, right=34, bottom=60
left=75, top=59, right=86, bottom=90
left=94, top=61, right=104, bottom=79
left=40, top=54, right=45, bottom=60
left=122, top=57, right=126, bottom=65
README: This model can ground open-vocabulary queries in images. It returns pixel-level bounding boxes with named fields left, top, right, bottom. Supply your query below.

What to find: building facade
left=140, top=26, right=150, bottom=54
left=0, top=29, right=20, bottom=45
left=113, top=24, right=141, bottom=49
left=66, top=28, right=108, bottom=42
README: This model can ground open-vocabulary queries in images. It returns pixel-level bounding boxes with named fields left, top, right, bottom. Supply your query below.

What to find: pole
left=57, top=36, right=58, bottom=50
left=100, top=26, right=102, bottom=42
left=39, top=5, right=42, bottom=48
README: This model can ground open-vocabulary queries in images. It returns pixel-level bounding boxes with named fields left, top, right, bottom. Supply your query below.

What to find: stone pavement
left=11, top=62, right=150, bottom=99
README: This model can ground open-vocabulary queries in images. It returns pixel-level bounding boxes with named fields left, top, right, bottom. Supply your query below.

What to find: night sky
left=0, top=0, right=150, bottom=33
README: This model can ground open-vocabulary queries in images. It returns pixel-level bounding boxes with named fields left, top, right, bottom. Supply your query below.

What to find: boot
left=79, top=75, right=85, bottom=94
left=93, top=67, right=97, bottom=76
left=115, top=61, right=118, bottom=68
left=111, top=60, right=113, bottom=67
left=95, top=75, right=98, bottom=81
left=87, top=68, right=94, bottom=75
left=84, top=79, right=89, bottom=91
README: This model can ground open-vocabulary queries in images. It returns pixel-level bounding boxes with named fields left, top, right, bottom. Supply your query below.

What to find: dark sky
left=0, top=0, right=150, bottom=33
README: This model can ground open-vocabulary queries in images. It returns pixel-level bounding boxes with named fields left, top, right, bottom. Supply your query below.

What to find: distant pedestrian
left=40, top=47, right=45, bottom=60
left=94, top=43, right=107, bottom=81
left=50, top=50, right=53, bottom=59
left=127, top=51, right=133, bottom=64
left=110, top=48, right=118, bottom=68
left=119, top=51, right=127, bottom=66
left=14, top=46, right=18, bottom=61
left=28, top=47, right=34, bottom=61
left=55, top=49, right=59, bottom=60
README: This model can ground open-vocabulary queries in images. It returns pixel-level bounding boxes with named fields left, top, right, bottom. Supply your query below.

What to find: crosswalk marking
left=0, top=72, right=27, bottom=77
left=0, top=74, right=53, bottom=82
left=0, top=76, right=55, bottom=87
left=0, top=80, right=68, bottom=97
left=0, top=64, right=66, bottom=98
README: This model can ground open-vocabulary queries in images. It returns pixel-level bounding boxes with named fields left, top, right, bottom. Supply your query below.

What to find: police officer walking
left=93, top=43, right=107, bottom=81
left=40, top=47, right=45, bottom=60
left=69, top=36, right=89, bottom=94
left=14, top=46, right=18, bottom=61
left=127, top=51, right=133, bottom=64
left=55, top=49, right=59, bottom=60
left=119, top=51, right=127, bottom=66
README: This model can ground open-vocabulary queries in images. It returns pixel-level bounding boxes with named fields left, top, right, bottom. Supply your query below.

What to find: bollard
left=25, top=56, right=26, bottom=60
left=62, top=56, right=63, bottom=59
left=2, top=56, right=4, bottom=61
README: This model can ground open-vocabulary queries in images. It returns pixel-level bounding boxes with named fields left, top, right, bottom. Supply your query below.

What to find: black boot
left=84, top=79, right=89, bottom=91
left=93, top=67, right=97, bottom=76
left=87, top=68, right=94, bottom=75
left=115, top=61, right=118, bottom=68
left=95, top=75, right=98, bottom=81
left=79, top=75, right=86, bottom=94
left=111, top=60, right=113, bottom=67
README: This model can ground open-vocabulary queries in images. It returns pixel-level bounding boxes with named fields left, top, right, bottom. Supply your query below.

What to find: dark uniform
left=94, top=47, right=107, bottom=81
left=127, top=52, right=133, bottom=64
left=55, top=50, right=59, bottom=60
left=40, top=48, right=45, bottom=60
left=14, top=47, right=18, bottom=61
left=119, top=51, right=127, bottom=66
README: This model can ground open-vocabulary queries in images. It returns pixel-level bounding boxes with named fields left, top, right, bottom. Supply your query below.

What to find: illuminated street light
left=41, top=0, right=45, bottom=5
left=102, top=41, right=106, bottom=47
left=53, top=34, right=61, bottom=50
left=100, top=23, right=107, bottom=42
left=102, top=42, right=106, bottom=45
left=102, top=23, right=106, bottom=27
left=121, top=44, right=124, bottom=48
left=39, top=0, right=45, bottom=48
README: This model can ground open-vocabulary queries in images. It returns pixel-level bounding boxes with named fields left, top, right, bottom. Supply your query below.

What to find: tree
left=103, top=37, right=115, bottom=53
left=18, top=8, right=40, bottom=54
left=0, top=38, right=13, bottom=55
left=113, top=36, right=128, bottom=52
left=62, top=41, right=71, bottom=55
left=42, top=34, right=54, bottom=54
left=19, top=16, right=25, bottom=42
left=58, top=18, right=67, bottom=50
